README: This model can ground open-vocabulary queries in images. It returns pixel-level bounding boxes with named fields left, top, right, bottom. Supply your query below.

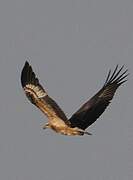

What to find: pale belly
left=49, top=123, right=83, bottom=136
left=48, top=118, right=83, bottom=136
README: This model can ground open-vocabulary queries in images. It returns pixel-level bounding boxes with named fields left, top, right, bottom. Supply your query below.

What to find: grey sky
left=0, top=0, right=132, bottom=179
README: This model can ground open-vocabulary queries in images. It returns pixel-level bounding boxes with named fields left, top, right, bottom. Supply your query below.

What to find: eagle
left=21, top=61, right=128, bottom=136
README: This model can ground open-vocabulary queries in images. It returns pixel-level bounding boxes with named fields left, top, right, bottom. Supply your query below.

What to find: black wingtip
left=24, top=60, right=29, bottom=67
left=104, top=65, right=129, bottom=87
left=21, top=61, right=29, bottom=87
left=21, top=61, right=38, bottom=88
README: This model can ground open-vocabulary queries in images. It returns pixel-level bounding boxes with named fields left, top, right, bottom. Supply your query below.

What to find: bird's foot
left=41, top=123, right=49, bottom=129
left=84, top=131, right=92, bottom=135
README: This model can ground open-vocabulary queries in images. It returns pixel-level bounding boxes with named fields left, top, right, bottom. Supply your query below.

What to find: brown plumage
left=21, top=61, right=128, bottom=136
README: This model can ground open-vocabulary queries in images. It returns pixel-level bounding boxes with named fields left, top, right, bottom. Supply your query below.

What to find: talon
left=41, top=123, right=49, bottom=129
left=84, top=131, right=92, bottom=135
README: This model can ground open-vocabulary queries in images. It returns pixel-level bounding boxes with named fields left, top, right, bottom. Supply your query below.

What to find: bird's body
left=21, top=61, right=128, bottom=136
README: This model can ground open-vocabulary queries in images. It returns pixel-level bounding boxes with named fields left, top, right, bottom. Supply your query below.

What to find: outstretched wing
left=21, top=61, right=69, bottom=125
left=69, top=65, right=128, bottom=130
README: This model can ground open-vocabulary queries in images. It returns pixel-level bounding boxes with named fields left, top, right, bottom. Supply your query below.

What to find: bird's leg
left=76, top=127, right=92, bottom=135
left=84, top=131, right=92, bottom=135
left=41, top=123, right=50, bottom=130
left=78, top=128, right=92, bottom=135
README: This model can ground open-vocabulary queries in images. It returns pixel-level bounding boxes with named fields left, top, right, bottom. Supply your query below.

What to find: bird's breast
left=49, top=119, right=81, bottom=136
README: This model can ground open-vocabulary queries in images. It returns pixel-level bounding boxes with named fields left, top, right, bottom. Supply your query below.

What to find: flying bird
left=21, top=61, right=128, bottom=136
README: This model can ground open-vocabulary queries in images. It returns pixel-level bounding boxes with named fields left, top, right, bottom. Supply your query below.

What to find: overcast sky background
left=0, top=0, right=132, bottom=180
